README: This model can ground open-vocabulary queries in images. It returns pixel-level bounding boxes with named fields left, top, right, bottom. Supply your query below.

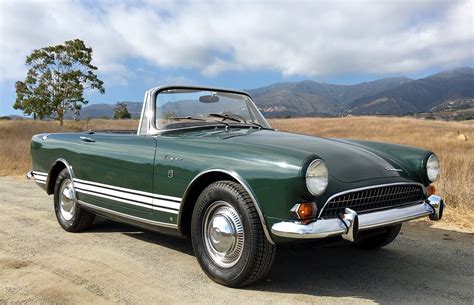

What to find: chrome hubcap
left=59, top=179, right=75, bottom=221
left=203, top=201, right=244, bottom=268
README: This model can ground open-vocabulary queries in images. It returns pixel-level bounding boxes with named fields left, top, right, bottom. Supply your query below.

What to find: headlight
left=306, top=159, right=329, bottom=196
left=426, top=154, right=440, bottom=182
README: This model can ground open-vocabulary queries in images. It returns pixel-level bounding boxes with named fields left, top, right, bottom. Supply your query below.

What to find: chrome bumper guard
left=271, top=195, right=444, bottom=241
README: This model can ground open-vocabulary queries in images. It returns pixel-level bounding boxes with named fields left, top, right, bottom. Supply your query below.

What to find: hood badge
left=385, top=167, right=403, bottom=172
left=164, top=154, right=183, bottom=161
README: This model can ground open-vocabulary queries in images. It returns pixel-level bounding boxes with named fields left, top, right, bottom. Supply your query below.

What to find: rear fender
left=46, top=158, right=77, bottom=204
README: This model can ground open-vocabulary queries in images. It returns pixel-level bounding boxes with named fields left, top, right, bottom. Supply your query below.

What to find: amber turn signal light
left=291, top=203, right=317, bottom=220
left=426, top=185, right=436, bottom=196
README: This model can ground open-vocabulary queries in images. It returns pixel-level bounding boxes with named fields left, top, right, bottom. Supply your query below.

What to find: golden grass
left=1, top=117, right=472, bottom=216
left=0, top=121, right=73, bottom=176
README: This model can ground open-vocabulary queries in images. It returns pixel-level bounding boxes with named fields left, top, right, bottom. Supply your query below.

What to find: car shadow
left=246, top=223, right=474, bottom=302
left=85, top=220, right=473, bottom=302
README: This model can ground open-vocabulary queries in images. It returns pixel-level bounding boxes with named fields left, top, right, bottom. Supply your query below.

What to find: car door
left=73, top=133, right=157, bottom=220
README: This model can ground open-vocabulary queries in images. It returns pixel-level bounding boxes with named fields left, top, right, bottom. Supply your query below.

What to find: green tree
left=13, top=39, right=105, bottom=125
left=113, top=102, right=131, bottom=119
left=163, top=111, right=177, bottom=119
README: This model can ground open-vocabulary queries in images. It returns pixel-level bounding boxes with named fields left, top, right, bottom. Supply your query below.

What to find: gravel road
left=1, top=177, right=473, bottom=304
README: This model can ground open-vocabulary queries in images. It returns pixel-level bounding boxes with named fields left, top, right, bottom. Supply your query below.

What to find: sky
left=1, top=0, right=473, bottom=116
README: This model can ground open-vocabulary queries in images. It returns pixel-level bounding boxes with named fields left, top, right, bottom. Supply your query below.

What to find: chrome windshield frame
left=138, top=85, right=270, bottom=136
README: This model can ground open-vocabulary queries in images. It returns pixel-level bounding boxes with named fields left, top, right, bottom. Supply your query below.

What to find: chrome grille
left=320, top=184, right=426, bottom=218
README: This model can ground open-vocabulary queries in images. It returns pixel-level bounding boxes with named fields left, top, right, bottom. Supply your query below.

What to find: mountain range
left=66, top=67, right=474, bottom=119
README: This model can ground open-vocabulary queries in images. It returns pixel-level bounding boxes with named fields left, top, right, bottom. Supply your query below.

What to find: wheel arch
left=46, top=158, right=77, bottom=199
left=178, top=169, right=274, bottom=244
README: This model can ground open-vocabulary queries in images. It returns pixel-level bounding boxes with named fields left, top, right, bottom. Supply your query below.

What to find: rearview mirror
left=199, top=95, right=219, bottom=103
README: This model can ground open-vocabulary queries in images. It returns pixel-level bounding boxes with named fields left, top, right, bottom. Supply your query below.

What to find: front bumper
left=271, top=195, right=444, bottom=241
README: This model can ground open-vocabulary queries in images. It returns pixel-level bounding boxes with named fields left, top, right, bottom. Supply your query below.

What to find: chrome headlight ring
left=306, top=159, right=329, bottom=196
left=426, top=154, right=440, bottom=182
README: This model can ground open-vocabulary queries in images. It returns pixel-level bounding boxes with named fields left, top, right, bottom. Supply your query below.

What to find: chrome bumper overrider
left=271, top=195, right=444, bottom=241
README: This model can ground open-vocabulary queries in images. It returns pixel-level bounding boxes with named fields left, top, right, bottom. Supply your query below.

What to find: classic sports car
left=28, top=85, right=444, bottom=287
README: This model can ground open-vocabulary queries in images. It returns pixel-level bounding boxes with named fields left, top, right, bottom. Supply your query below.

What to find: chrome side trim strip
left=75, top=189, right=179, bottom=214
left=75, top=182, right=154, bottom=205
left=180, top=169, right=275, bottom=245
left=29, top=171, right=48, bottom=184
left=78, top=200, right=178, bottom=229
left=32, top=171, right=48, bottom=177
left=75, top=182, right=180, bottom=212
left=74, top=181, right=181, bottom=210
left=151, top=198, right=181, bottom=210
left=73, top=178, right=181, bottom=202
left=32, top=171, right=48, bottom=183
left=318, top=182, right=426, bottom=218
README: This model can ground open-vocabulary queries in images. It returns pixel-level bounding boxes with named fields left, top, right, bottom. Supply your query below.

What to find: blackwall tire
left=191, top=180, right=275, bottom=287
left=53, top=168, right=95, bottom=232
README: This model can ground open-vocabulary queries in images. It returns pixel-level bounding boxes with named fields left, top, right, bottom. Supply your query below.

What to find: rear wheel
left=354, top=224, right=402, bottom=250
left=54, top=168, right=95, bottom=232
left=191, top=181, right=276, bottom=287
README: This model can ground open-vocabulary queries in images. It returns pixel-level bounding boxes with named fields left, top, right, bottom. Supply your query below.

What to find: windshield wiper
left=208, top=113, right=243, bottom=123
left=208, top=113, right=271, bottom=130
left=169, top=116, right=230, bottom=127
left=170, top=116, right=207, bottom=122
left=245, top=121, right=269, bottom=129
left=169, top=115, right=271, bottom=131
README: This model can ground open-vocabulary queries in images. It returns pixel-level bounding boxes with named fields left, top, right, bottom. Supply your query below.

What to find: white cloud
left=0, top=0, right=472, bottom=83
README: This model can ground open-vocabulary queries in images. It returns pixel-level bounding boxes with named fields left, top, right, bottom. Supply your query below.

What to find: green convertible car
left=28, top=85, right=444, bottom=287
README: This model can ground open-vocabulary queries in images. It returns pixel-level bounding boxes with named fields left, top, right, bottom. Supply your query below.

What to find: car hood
left=186, top=128, right=425, bottom=183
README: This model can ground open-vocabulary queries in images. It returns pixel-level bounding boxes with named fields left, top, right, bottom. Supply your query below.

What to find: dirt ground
left=1, top=177, right=473, bottom=304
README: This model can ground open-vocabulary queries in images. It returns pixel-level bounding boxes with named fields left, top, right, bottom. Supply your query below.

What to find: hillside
left=248, top=77, right=412, bottom=117
left=59, top=67, right=473, bottom=119
left=347, top=67, right=474, bottom=115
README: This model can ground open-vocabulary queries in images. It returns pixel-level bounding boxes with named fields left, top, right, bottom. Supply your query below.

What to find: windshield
left=155, top=89, right=270, bottom=130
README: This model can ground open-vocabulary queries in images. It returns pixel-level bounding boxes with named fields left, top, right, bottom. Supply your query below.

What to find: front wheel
left=54, top=168, right=95, bottom=232
left=191, top=181, right=276, bottom=287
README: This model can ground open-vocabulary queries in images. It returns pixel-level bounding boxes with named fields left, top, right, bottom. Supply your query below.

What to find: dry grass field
left=0, top=120, right=74, bottom=176
left=1, top=117, right=472, bottom=227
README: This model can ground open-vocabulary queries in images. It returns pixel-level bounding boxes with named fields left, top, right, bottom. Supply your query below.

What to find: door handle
left=80, top=136, right=96, bottom=143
